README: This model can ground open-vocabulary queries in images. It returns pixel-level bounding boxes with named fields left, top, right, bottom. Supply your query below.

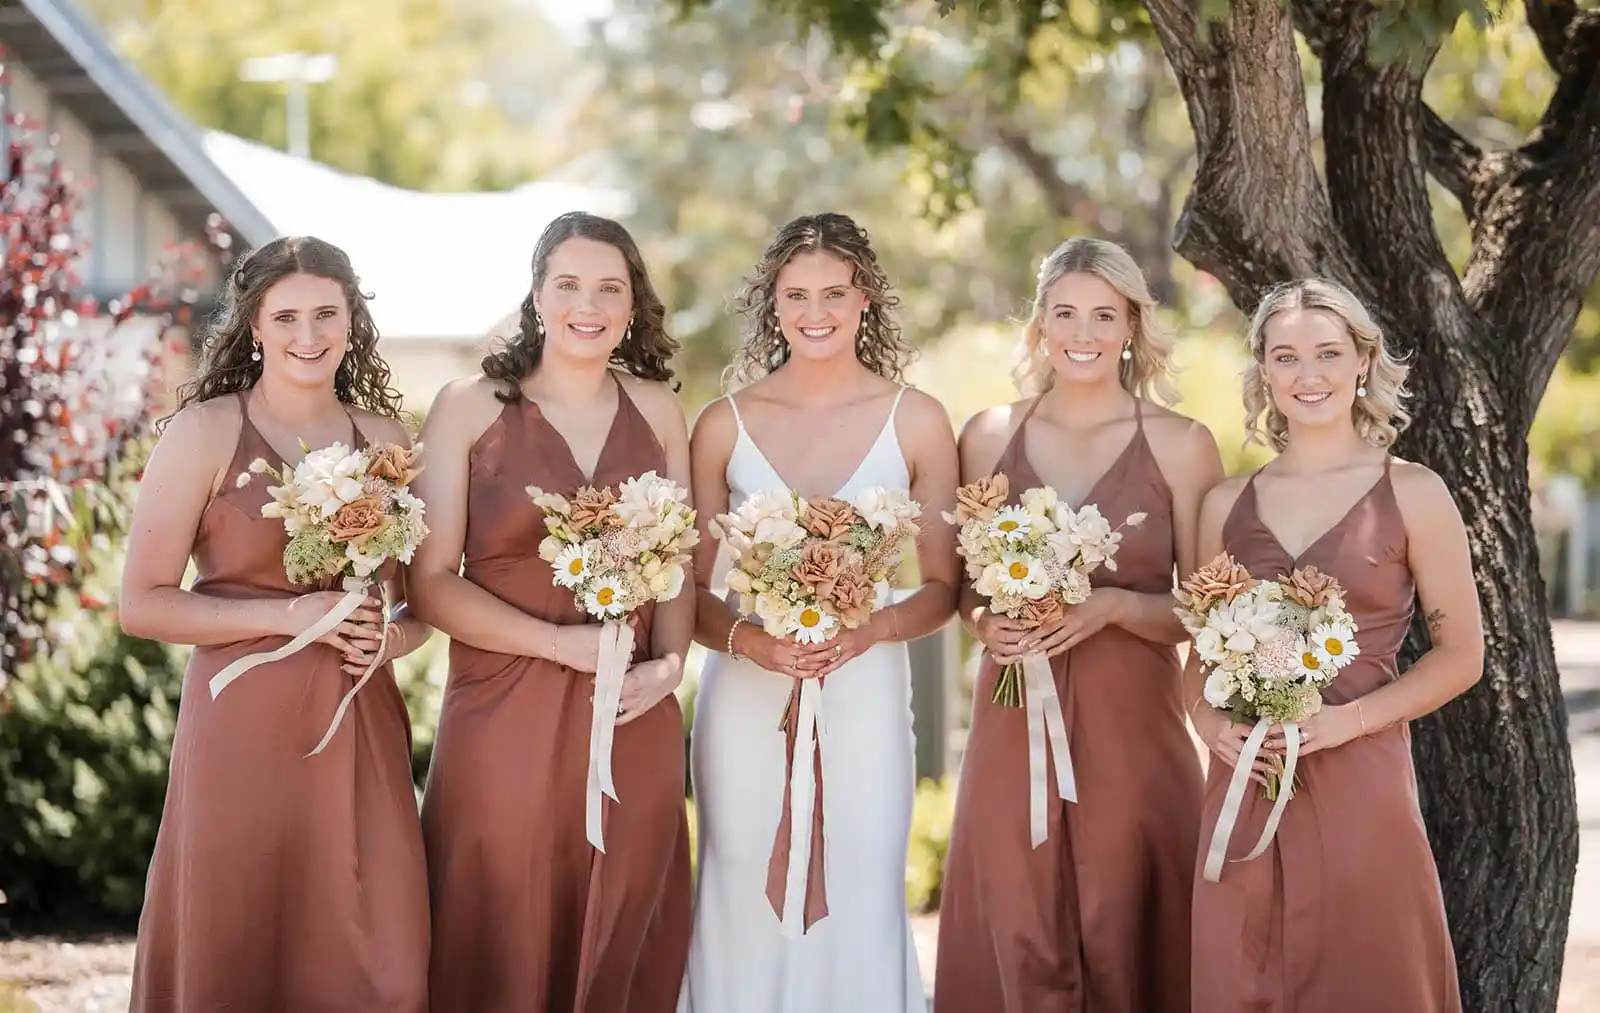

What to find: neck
left=772, top=352, right=877, bottom=401
left=252, top=375, right=347, bottom=426
left=523, top=353, right=613, bottom=404
left=1274, top=420, right=1373, bottom=474
left=1038, top=376, right=1134, bottom=424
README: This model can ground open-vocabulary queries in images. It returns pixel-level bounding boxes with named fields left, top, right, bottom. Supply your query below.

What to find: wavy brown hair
left=166, top=236, right=402, bottom=426
left=726, top=212, right=911, bottom=387
left=482, top=212, right=677, bottom=401
left=1243, top=277, right=1413, bottom=451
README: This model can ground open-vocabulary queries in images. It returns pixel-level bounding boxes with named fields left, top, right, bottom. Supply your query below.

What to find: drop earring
left=1356, top=375, right=1368, bottom=398
left=1121, top=341, right=1133, bottom=361
left=250, top=342, right=262, bottom=362
left=535, top=313, right=545, bottom=338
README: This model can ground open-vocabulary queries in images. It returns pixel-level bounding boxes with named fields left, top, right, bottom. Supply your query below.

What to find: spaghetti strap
left=725, top=394, right=746, bottom=431
left=1133, top=397, right=1144, bottom=427
left=890, top=384, right=908, bottom=414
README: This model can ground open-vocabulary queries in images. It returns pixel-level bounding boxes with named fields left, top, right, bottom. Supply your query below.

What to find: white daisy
left=987, top=505, right=1035, bottom=543
left=789, top=603, right=838, bottom=645
left=1290, top=636, right=1330, bottom=682
left=584, top=575, right=629, bottom=618
left=995, top=551, right=1051, bottom=598
left=552, top=544, right=590, bottom=588
left=1311, top=620, right=1360, bottom=669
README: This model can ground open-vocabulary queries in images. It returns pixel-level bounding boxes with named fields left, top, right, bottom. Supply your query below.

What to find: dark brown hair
left=166, top=236, right=402, bottom=425
left=727, top=212, right=910, bottom=386
left=482, top=212, right=677, bottom=400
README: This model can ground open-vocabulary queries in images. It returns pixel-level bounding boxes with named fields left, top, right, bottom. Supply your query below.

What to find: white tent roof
left=200, top=131, right=632, bottom=341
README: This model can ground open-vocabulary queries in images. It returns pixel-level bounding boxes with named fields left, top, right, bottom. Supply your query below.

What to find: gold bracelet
left=727, top=618, right=747, bottom=660
left=1356, top=699, right=1369, bottom=736
left=548, top=625, right=561, bottom=664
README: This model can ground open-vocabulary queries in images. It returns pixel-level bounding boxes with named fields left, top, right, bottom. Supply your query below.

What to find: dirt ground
left=2, top=928, right=1596, bottom=1012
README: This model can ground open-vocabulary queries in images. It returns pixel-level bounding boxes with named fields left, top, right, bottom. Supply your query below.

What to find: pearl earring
left=1356, top=377, right=1368, bottom=398
left=535, top=314, right=545, bottom=338
left=250, top=343, right=262, bottom=362
left=1121, top=341, right=1133, bottom=362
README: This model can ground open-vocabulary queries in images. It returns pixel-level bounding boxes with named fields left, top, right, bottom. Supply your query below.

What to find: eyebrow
left=1051, top=302, right=1120, bottom=312
left=553, top=274, right=627, bottom=285
left=1268, top=339, right=1344, bottom=352
left=270, top=304, right=341, bottom=314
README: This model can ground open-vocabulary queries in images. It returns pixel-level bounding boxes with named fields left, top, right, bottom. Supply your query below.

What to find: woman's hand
left=795, top=622, right=879, bottom=679
left=549, top=615, right=641, bottom=673
left=285, top=590, right=385, bottom=656
left=1263, top=703, right=1363, bottom=758
left=731, top=622, right=814, bottom=680
left=972, top=607, right=1030, bottom=663
left=615, top=653, right=684, bottom=726
left=1194, top=708, right=1277, bottom=789
left=1022, top=588, right=1129, bottom=659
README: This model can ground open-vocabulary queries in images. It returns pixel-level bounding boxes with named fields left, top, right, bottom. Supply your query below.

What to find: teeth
left=287, top=349, right=326, bottom=361
left=570, top=324, right=604, bottom=334
left=1065, top=350, right=1101, bottom=362
left=1294, top=392, right=1331, bottom=404
left=800, top=327, right=834, bottom=338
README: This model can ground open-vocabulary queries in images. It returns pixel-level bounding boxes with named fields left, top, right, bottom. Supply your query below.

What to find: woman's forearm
left=692, top=583, right=741, bottom=653
left=869, top=578, right=958, bottom=644
left=650, top=587, right=695, bottom=664
left=1111, top=587, right=1187, bottom=645
left=1347, top=641, right=1482, bottom=736
left=410, top=569, right=560, bottom=660
left=119, top=586, right=290, bottom=646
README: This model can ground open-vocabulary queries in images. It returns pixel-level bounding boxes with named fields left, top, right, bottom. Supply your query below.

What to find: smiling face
left=773, top=250, right=869, bottom=364
left=1259, top=307, right=1370, bottom=434
left=535, top=236, right=634, bottom=364
left=1038, top=271, right=1131, bottom=388
left=251, top=273, right=351, bottom=391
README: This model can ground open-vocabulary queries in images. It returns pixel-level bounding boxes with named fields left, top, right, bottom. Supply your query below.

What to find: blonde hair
left=1015, top=237, right=1177, bottom=403
left=1242, top=277, right=1412, bottom=451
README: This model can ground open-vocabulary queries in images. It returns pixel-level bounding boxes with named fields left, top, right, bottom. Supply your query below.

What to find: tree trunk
left=1139, top=0, right=1591, bottom=1007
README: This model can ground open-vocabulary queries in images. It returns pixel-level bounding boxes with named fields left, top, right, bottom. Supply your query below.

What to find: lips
left=1292, top=391, right=1332, bottom=404
left=568, top=323, right=607, bottom=339
left=287, top=348, right=328, bottom=362
left=798, top=326, right=835, bottom=340
left=1065, top=350, right=1101, bottom=363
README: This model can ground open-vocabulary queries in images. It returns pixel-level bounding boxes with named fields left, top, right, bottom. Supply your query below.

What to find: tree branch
left=1419, top=104, right=1485, bottom=223
left=1143, top=0, right=1343, bottom=309
left=1525, top=0, right=1580, bottom=74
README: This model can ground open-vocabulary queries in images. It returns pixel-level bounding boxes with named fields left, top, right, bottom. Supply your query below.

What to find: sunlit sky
left=530, top=0, right=613, bottom=37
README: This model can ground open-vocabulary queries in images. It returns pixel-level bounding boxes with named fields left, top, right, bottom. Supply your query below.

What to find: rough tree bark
left=1142, top=0, right=1591, bottom=1007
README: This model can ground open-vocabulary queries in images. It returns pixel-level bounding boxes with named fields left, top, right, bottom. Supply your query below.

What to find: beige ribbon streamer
left=207, top=577, right=369, bottom=701
left=585, top=619, right=635, bottom=853
left=1023, top=651, right=1077, bottom=847
left=779, top=677, right=825, bottom=939
left=1202, top=719, right=1301, bottom=883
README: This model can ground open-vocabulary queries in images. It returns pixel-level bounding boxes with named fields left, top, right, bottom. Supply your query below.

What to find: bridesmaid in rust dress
left=1185, top=278, right=1481, bottom=1012
left=120, top=237, right=432, bottom=1012
left=935, top=238, right=1224, bottom=1013
left=410, top=212, right=693, bottom=1013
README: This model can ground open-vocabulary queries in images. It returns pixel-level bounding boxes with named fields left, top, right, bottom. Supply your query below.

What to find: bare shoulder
left=350, top=406, right=412, bottom=448
left=617, top=373, right=684, bottom=423
left=1388, top=458, right=1460, bottom=523
left=158, top=396, right=242, bottom=459
left=690, top=393, right=738, bottom=453
left=422, top=375, right=506, bottom=445
left=1199, top=473, right=1251, bottom=526
left=894, top=385, right=954, bottom=434
left=959, top=400, right=1027, bottom=449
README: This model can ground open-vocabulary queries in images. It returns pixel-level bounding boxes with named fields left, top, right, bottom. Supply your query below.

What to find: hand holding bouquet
left=527, top=470, right=697, bottom=852
left=1175, top=552, right=1360, bottom=880
left=213, top=441, right=429, bottom=757
left=711, top=485, right=920, bottom=936
left=945, top=473, right=1145, bottom=706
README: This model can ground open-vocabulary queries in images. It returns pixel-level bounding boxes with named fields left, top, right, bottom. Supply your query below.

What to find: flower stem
left=990, top=663, right=1023, bottom=708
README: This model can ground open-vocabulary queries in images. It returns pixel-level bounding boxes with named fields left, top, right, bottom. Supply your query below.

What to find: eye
left=1055, top=309, right=1073, bottom=318
left=317, top=309, right=338, bottom=320
left=558, top=281, right=577, bottom=291
left=786, top=291, right=805, bottom=300
left=1275, top=354, right=1296, bottom=364
left=1095, top=312, right=1115, bottom=323
left=274, top=313, right=295, bottom=324
left=602, top=284, right=623, bottom=294
left=1319, top=349, right=1341, bottom=359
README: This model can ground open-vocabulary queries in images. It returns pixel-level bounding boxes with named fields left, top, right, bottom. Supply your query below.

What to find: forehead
left=546, top=236, right=630, bottom=280
left=777, top=249, right=856, bottom=289
left=1046, top=271, right=1125, bottom=309
left=260, top=273, right=346, bottom=312
left=1263, top=307, right=1351, bottom=347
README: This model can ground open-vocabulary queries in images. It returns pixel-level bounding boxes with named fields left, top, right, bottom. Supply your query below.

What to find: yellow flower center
left=1301, top=652, right=1322, bottom=670
left=998, top=519, right=1019, bottom=532
left=1322, top=639, right=1344, bottom=657
left=799, top=608, right=822, bottom=628
left=595, top=587, right=615, bottom=606
left=1008, top=562, right=1030, bottom=580
left=567, top=559, right=585, bottom=576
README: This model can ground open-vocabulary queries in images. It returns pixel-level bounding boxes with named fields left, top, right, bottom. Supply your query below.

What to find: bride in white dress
left=680, top=213, right=959, bottom=1013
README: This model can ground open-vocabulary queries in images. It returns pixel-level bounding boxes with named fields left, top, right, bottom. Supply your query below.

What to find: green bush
left=0, top=580, right=184, bottom=926
left=906, top=777, right=955, bottom=913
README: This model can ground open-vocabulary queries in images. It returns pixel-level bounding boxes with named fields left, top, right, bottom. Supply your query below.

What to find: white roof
left=200, top=131, right=632, bottom=340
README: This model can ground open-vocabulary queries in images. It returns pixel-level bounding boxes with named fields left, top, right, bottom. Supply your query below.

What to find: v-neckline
left=736, top=392, right=898, bottom=502
left=1249, top=467, right=1390, bottom=565
left=523, top=373, right=626, bottom=487
left=240, top=394, right=363, bottom=468
left=1011, top=398, right=1146, bottom=511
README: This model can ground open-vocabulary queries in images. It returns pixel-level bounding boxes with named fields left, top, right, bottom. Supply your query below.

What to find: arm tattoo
left=1426, top=609, right=1445, bottom=634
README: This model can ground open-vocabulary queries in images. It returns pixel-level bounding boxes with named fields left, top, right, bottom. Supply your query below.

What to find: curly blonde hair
left=1015, top=237, right=1177, bottom=403
left=1242, top=277, right=1412, bottom=451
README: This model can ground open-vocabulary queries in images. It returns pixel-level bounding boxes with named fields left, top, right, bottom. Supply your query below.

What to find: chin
left=1050, top=357, right=1118, bottom=386
left=786, top=334, right=853, bottom=363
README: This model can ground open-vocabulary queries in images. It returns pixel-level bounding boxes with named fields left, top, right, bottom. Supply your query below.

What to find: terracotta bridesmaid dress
left=935, top=398, right=1203, bottom=1013
left=421, top=373, right=692, bottom=1013
left=131, top=395, right=430, bottom=1013
left=1190, top=459, right=1461, bottom=1012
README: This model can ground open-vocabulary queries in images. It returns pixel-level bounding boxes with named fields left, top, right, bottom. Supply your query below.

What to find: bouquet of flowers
left=1174, top=552, right=1360, bottom=882
left=945, top=472, right=1145, bottom=706
left=1174, top=552, right=1359, bottom=798
left=712, top=486, right=921, bottom=659
left=212, top=440, right=429, bottom=757
left=526, top=470, right=698, bottom=852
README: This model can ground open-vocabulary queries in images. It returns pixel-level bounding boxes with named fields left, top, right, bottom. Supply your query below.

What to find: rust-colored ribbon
left=765, top=677, right=828, bottom=936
